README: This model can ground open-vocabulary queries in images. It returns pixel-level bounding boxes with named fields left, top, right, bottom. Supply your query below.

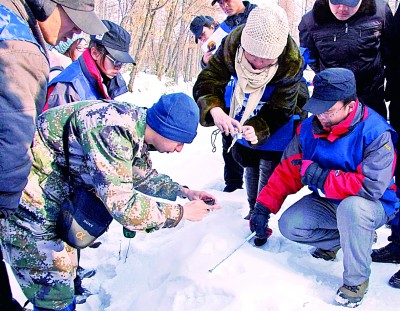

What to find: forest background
left=93, top=0, right=400, bottom=89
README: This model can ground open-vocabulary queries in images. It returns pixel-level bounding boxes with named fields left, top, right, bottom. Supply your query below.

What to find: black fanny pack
left=56, top=112, right=113, bottom=249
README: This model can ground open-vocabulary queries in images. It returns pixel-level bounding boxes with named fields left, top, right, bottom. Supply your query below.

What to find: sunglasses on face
left=105, top=54, right=123, bottom=67
left=76, top=45, right=87, bottom=52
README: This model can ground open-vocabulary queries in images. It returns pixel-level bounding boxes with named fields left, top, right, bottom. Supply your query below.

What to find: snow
left=9, top=72, right=400, bottom=311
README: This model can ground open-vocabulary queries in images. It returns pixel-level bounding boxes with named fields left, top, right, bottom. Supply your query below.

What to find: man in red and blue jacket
left=250, top=68, right=399, bottom=308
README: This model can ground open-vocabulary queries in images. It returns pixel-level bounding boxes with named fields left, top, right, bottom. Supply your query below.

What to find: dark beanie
left=146, top=93, right=199, bottom=143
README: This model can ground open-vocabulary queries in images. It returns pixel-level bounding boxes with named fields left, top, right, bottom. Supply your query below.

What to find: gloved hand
left=250, top=202, right=272, bottom=246
left=300, top=160, right=329, bottom=190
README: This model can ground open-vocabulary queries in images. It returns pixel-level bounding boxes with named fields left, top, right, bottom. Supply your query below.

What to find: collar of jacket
left=224, top=1, right=257, bottom=28
left=313, top=0, right=377, bottom=25
left=80, top=49, right=111, bottom=100
left=312, top=99, right=368, bottom=142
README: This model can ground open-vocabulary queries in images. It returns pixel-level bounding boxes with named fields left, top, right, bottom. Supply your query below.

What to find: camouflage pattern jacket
left=193, top=25, right=305, bottom=147
left=20, top=100, right=185, bottom=238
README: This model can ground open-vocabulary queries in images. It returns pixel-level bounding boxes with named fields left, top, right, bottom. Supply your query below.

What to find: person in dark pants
left=190, top=14, right=245, bottom=193
left=374, top=3, right=400, bottom=289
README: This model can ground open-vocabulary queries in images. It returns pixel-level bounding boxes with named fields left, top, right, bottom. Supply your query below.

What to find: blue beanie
left=146, top=93, right=199, bottom=143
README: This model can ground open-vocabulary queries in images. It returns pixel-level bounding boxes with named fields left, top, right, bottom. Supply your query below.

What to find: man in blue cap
left=250, top=68, right=399, bottom=307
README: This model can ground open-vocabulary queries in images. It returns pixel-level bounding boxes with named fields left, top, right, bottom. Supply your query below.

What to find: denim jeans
left=278, top=193, right=388, bottom=285
left=245, top=158, right=279, bottom=212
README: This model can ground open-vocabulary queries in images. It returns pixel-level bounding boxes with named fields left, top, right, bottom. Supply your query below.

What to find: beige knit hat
left=241, top=4, right=289, bottom=59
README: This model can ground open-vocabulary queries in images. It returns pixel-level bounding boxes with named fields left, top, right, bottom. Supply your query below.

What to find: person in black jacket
left=299, top=0, right=394, bottom=119
left=372, top=4, right=400, bottom=289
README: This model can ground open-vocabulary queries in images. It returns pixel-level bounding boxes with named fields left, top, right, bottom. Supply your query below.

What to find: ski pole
left=208, top=231, right=256, bottom=273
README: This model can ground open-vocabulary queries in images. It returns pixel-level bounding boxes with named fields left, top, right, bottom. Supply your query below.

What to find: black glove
left=250, top=202, right=272, bottom=246
left=300, top=160, right=329, bottom=190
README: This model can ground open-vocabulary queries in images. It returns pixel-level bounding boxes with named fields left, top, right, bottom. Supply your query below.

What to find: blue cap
left=190, top=15, right=214, bottom=43
left=303, top=68, right=357, bottom=115
left=329, top=0, right=360, bottom=7
left=146, top=93, right=199, bottom=143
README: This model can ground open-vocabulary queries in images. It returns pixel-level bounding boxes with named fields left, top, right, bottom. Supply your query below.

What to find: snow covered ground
left=9, top=72, right=400, bottom=311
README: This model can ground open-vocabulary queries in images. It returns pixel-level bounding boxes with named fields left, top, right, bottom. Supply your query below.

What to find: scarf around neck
left=227, top=46, right=278, bottom=151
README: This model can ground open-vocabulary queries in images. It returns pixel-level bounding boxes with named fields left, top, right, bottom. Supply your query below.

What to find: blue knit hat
left=55, top=33, right=86, bottom=54
left=146, top=93, right=199, bottom=143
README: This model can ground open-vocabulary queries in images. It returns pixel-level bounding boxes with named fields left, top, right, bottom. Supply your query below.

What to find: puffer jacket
left=193, top=25, right=305, bottom=148
left=299, top=0, right=393, bottom=115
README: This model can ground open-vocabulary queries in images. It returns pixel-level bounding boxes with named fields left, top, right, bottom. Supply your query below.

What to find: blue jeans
left=245, top=159, right=279, bottom=212
left=278, top=193, right=388, bottom=285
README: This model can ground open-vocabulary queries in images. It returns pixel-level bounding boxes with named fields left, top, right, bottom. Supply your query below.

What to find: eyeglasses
left=105, top=54, right=123, bottom=67
left=76, top=45, right=87, bottom=52
left=317, top=104, right=347, bottom=118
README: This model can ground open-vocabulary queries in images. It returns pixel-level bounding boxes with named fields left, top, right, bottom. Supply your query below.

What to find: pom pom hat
left=146, top=93, right=199, bottom=144
left=241, top=5, right=289, bottom=59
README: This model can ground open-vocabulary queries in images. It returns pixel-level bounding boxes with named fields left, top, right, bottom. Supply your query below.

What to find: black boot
left=371, top=225, right=400, bottom=263
left=389, top=270, right=400, bottom=288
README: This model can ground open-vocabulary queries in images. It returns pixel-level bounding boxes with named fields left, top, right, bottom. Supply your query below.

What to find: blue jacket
left=258, top=103, right=399, bottom=218
left=46, top=49, right=128, bottom=110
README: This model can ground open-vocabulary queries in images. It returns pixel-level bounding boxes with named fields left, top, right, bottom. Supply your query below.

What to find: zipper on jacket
left=333, top=35, right=336, bottom=42
left=345, top=23, right=348, bottom=34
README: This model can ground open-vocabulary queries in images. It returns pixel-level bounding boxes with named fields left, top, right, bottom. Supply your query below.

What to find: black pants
left=222, top=134, right=244, bottom=188
left=0, top=248, right=13, bottom=304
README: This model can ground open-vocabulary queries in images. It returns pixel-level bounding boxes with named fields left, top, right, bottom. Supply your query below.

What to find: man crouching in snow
left=250, top=68, right=399, bottom=308
left=0, top=93, right=221, bottom=311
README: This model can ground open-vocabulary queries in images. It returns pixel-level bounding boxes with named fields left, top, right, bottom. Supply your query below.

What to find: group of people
left=1, top=0, right=400, bottom=310
left=190, top=0, right=400, bottom=308
left=0, top=1, right=220, bottom=311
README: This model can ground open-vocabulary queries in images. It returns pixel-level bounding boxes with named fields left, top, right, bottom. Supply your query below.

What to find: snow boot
left=389, top=269, right=400, bottom=289
left=335, top=279, right=369, bottom=308
left=311, top=248, right=339, bottom=261
left=371, top=242, right=400, bottom=263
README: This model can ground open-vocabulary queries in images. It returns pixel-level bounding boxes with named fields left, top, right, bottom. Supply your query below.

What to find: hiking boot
left=389, top=269, right=400, bottom=289
left=371, top=243, right=400, bottom=263
left=311, top=248, right=339, bottom=261
left=335, top=279, right=369, bottom=308
left=77, top=266, right=96, bottom=280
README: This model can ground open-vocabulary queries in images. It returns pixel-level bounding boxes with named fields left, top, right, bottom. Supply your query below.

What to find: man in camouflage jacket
left=0, top=93, right=219, bottom=310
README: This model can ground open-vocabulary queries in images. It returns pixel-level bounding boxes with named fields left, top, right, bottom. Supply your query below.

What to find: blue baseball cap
left=329, top=0, right=360, bottom=7
left=190, top=16, right=214, bottom=43
left=303, top=68, right=357, bottom=115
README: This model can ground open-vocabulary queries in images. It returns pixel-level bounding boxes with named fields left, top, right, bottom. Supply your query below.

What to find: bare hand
left=182, top=200, right=222, bottom=221
left=210, top=107, right=241, bottom=136
left=203, top=51, right=213, bottom=64
left=242, top=125, right=258, bottom=144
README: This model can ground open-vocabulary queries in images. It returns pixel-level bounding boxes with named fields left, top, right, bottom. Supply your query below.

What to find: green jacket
left=193, top=25, right=305, bottom=147
left=21, top=100, right=184, bottom=237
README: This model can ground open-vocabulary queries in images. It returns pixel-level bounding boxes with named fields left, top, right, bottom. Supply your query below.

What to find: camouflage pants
left=0, top=215, right=77, bottom=310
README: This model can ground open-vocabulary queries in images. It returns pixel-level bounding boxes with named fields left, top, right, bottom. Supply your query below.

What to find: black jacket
left=299, top=0, right=393, bottom=116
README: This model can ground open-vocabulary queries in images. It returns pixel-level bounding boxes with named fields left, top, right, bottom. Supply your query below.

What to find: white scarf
left=227, top=46, right=279, bottom=152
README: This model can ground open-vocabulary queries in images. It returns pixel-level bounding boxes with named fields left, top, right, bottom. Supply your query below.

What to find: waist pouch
left=56, top=186, right=113, bottom=249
